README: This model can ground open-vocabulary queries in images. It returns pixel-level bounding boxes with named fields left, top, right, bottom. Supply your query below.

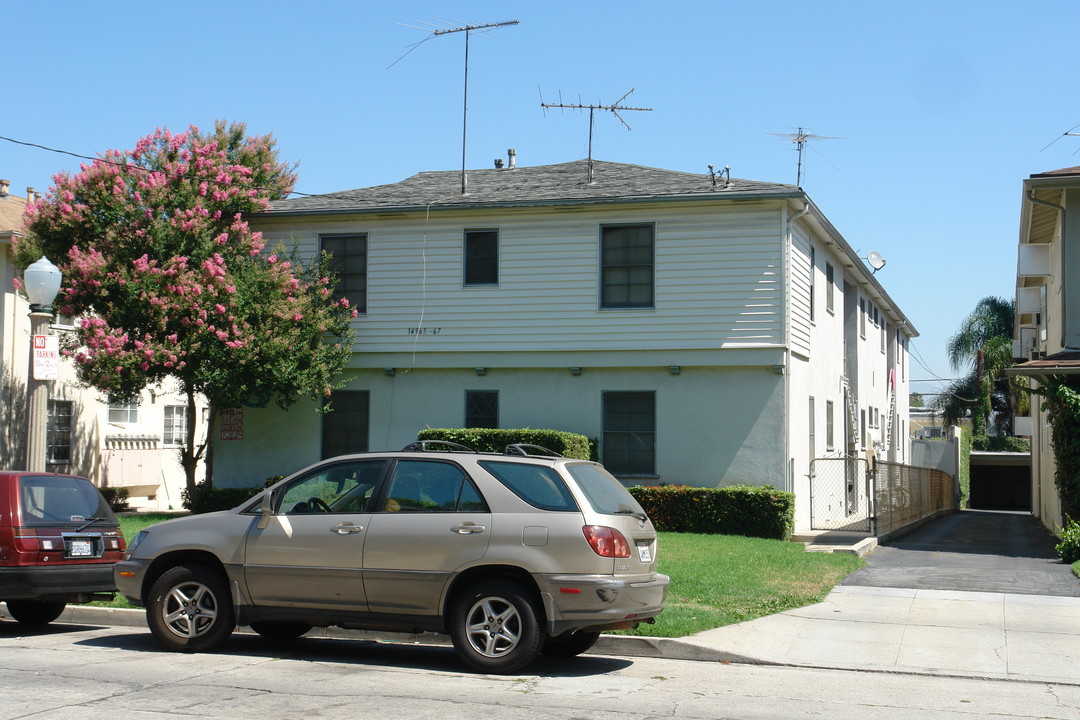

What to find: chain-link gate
left=809, top=458, right=872, bottom=531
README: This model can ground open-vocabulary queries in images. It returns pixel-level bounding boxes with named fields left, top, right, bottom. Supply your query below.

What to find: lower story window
left=47, top=400, right=73, bottom=464
left=602, top=391, right=656, bottom=475
left=465, top=390, right=498, bottom=428
left=322, top=390, right=370, bottom=459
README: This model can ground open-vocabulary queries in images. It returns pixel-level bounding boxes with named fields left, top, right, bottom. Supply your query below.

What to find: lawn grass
left=88, top=512, right=185, bottom=609
left=87, top=520, right=865, bottom=637
left=616, top=531, right=864, bottom=637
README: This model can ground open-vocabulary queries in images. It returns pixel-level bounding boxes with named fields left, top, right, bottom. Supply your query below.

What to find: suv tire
left=6, top=600, right=66, bottom=626
left=450, top=579, right=542, bottom=674
left=147, top=564, right=235, bottom=652
left=540, top=629, right=601, bottom=657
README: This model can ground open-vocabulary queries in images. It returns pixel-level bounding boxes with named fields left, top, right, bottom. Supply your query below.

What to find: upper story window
left=108, top=398, right=138, bottom=425
left=601, top=224, right=654, bottom=309
left=809, top=247, right=816, bottom=322
left=321, top=235, right=367, bottom=315
left=163, top=405, right=188, bottom=446
left=859, top=298, right=866, bottom=338
left=464, top=229, right=498, bottom=286
left=825, top=263, right=835, bottom=314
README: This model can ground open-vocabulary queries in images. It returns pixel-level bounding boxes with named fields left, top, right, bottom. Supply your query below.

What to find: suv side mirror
left=256, top=490, right=278, bottom=529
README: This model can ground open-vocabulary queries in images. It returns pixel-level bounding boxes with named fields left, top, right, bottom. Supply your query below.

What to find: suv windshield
left=564, top=463, right=647, bottom=518
left=17, top=475, right=116, bottom=526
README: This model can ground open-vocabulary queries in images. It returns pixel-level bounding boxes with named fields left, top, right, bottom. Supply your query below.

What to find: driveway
left=841, top=509, right=1080, bottom=596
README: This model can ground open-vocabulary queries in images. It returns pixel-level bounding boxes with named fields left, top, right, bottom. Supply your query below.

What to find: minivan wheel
left=5, top=600, right=66, bottom=625
left=541, top=629, right=601, bottom=657
left=146, top=564, right=235, bottom=652
left=249, top=620, right=312, bottom=641
left=450, top=580, right=542, bottom=674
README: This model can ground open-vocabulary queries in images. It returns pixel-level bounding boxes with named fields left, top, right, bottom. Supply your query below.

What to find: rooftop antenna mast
left=392, top=19, right=520, bottom=195
left=768, top=127, right=840, bottom=187
left=540, top=88, right=652, bottom=183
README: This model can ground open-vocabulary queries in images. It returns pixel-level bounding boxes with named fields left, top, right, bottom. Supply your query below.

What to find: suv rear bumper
left=0, top=564, right=117, bottom=602
left=536, top=572, right=670, bottom=636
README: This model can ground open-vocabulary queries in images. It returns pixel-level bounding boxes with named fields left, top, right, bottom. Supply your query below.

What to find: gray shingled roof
left=263, top=159, right=801, bottom=216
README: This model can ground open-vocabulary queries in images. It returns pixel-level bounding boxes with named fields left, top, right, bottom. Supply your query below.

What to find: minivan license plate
left=68, top=540, right=93, bottom=557
left=637, top=544, right=652, bottom=562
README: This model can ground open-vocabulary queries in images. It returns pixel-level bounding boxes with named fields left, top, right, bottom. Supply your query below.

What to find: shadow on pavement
left=73, top=629, right=635, bottom=677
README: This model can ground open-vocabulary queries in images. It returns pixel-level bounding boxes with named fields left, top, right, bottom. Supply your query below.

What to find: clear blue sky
left=4, top=0, right=1078, bottom=399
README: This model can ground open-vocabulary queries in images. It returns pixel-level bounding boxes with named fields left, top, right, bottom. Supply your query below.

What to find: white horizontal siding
left=789, top=225, right=812, bottom=358
left=255, top=201, right=787, bottom=355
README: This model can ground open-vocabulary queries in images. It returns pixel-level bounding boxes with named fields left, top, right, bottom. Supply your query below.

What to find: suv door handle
left=450, top=523, right=486, bottom=535
left=331, top=523, right=364, bottom=535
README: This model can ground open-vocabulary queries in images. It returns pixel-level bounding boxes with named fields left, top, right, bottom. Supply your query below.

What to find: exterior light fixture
left=475, top=367, right=487, bottom=376
left=384, top=368, right=396, bottom=377
left=24, top=256, right=63, bottom=312
left=668, top=366, right=681, bottom=375
left=24, top=256, right=62, bottom=472
left=570, top=367, right=582, bottom=376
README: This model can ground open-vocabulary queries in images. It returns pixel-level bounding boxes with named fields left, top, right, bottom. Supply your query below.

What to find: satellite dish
left=866, top=250, right=886, bottom=273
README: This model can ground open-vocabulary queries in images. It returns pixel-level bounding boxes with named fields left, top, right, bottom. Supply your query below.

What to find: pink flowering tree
left=13, top=122, right=356, bottom=492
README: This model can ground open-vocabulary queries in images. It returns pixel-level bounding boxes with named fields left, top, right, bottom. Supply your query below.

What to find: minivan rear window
left=17, top=476, right=115, bottom=526
left=565, top=463, right=648, bottom=516
left=479, top=461, right=578, bottom=512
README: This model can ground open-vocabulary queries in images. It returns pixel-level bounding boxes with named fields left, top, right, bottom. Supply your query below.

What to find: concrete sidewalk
left=13, top=587, right=1080, bottom=687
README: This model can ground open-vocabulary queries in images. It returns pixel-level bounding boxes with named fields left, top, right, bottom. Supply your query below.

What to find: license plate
left=637, top=544, right=652, bottom=562
left=68, top=540, right=93, bottom=557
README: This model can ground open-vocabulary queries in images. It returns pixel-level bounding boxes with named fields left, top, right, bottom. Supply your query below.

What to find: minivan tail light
left=582, top=525, right=631, bottom=558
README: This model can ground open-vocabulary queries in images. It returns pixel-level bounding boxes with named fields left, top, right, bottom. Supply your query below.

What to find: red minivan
left=0, top=472, right=126, bottom=625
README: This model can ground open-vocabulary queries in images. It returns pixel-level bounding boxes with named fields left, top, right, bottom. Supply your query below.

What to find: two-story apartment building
left=211, top=158, right=916, bottom=531
left=0, top=177, right=200, bottom=510
left=1007, top=165, right=1080, bottom=534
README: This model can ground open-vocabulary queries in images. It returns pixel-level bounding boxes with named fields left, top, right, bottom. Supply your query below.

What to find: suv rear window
left=17, top=476, right=116, bottom=526
left=565, top=463, right=647, bottom=516
left=479, top=461, right=578, bottom=512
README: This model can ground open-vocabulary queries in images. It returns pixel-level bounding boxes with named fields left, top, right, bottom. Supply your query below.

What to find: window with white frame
left=163, top=405, right=188, bottom=446
left=108, top=398, right=138, bottom=424
left=464, top=229, right=499, bottom=286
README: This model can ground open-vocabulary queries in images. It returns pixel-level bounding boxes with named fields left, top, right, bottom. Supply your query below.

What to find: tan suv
left=115, top=443, right=668, bottom=673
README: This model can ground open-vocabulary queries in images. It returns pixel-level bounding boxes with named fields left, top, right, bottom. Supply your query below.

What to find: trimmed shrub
left=416, top=428, right=591, bottom=460
left=971, top=435, right=1031, bottom=452
left=629, top=484, right=795, bottom=541
left=99, top=487, right=130, bottom=513
left=1056, top=516, right=1080, bottom=564
left=182, top=483, right=262, bottom=514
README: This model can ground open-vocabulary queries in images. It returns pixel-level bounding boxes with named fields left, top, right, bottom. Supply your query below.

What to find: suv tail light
left=582, top=525, right=631, bottom=558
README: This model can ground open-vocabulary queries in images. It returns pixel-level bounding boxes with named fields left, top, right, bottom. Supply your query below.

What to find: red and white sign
left=32, top=334, right=59, bottom=380
left=220, top=408, right=244, bottom=441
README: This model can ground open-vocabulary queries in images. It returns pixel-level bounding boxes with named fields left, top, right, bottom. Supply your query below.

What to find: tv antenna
left=540, top=88, right=652, bottom=183
left=392, top=19, right=520, bottom=195
left=1040, top=122, right=1080, bottom=153
left=768, top=127, right=841, bottom=186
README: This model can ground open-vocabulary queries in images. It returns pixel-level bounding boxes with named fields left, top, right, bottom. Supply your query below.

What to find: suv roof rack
left=401, top=440, right=475, bottom=453
left=503, top=443, right=563, bottom=458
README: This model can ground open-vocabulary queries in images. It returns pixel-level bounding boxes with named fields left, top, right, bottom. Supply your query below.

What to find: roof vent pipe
left=494, top=158, right=505, bottom=169
left=508, top=149, right=517, bottom=169
left=0, top=179, right=9, bottom=197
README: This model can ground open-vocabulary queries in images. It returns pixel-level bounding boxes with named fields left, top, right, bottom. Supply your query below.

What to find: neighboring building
left=0, top=178, right=200, bottom=510
left=212, top=158, right=916, bottom=532
left=1007, top=165, right=1080, bottom=534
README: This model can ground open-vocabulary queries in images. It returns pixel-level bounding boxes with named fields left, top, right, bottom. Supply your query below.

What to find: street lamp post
left=24, top=256, right=62, bottom=473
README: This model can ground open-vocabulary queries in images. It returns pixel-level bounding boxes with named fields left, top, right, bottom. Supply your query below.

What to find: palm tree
left=934, top=296, right=1026, bottom=435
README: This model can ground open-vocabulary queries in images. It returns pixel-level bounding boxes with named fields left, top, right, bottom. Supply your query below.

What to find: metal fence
left=810, top=458, right=955, bottom=535
left=809, top=458, right=872, bottom=532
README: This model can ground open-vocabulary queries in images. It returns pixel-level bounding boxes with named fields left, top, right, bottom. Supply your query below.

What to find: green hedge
left=971, top=435, right=1031, bottom=452
left=182, top=483, right=263, bottom=514
left=416, top=428, right=591, bottom=460
left=628, top=485, right=795, bottom=541
left=99, top=487, right=130, bottom=513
